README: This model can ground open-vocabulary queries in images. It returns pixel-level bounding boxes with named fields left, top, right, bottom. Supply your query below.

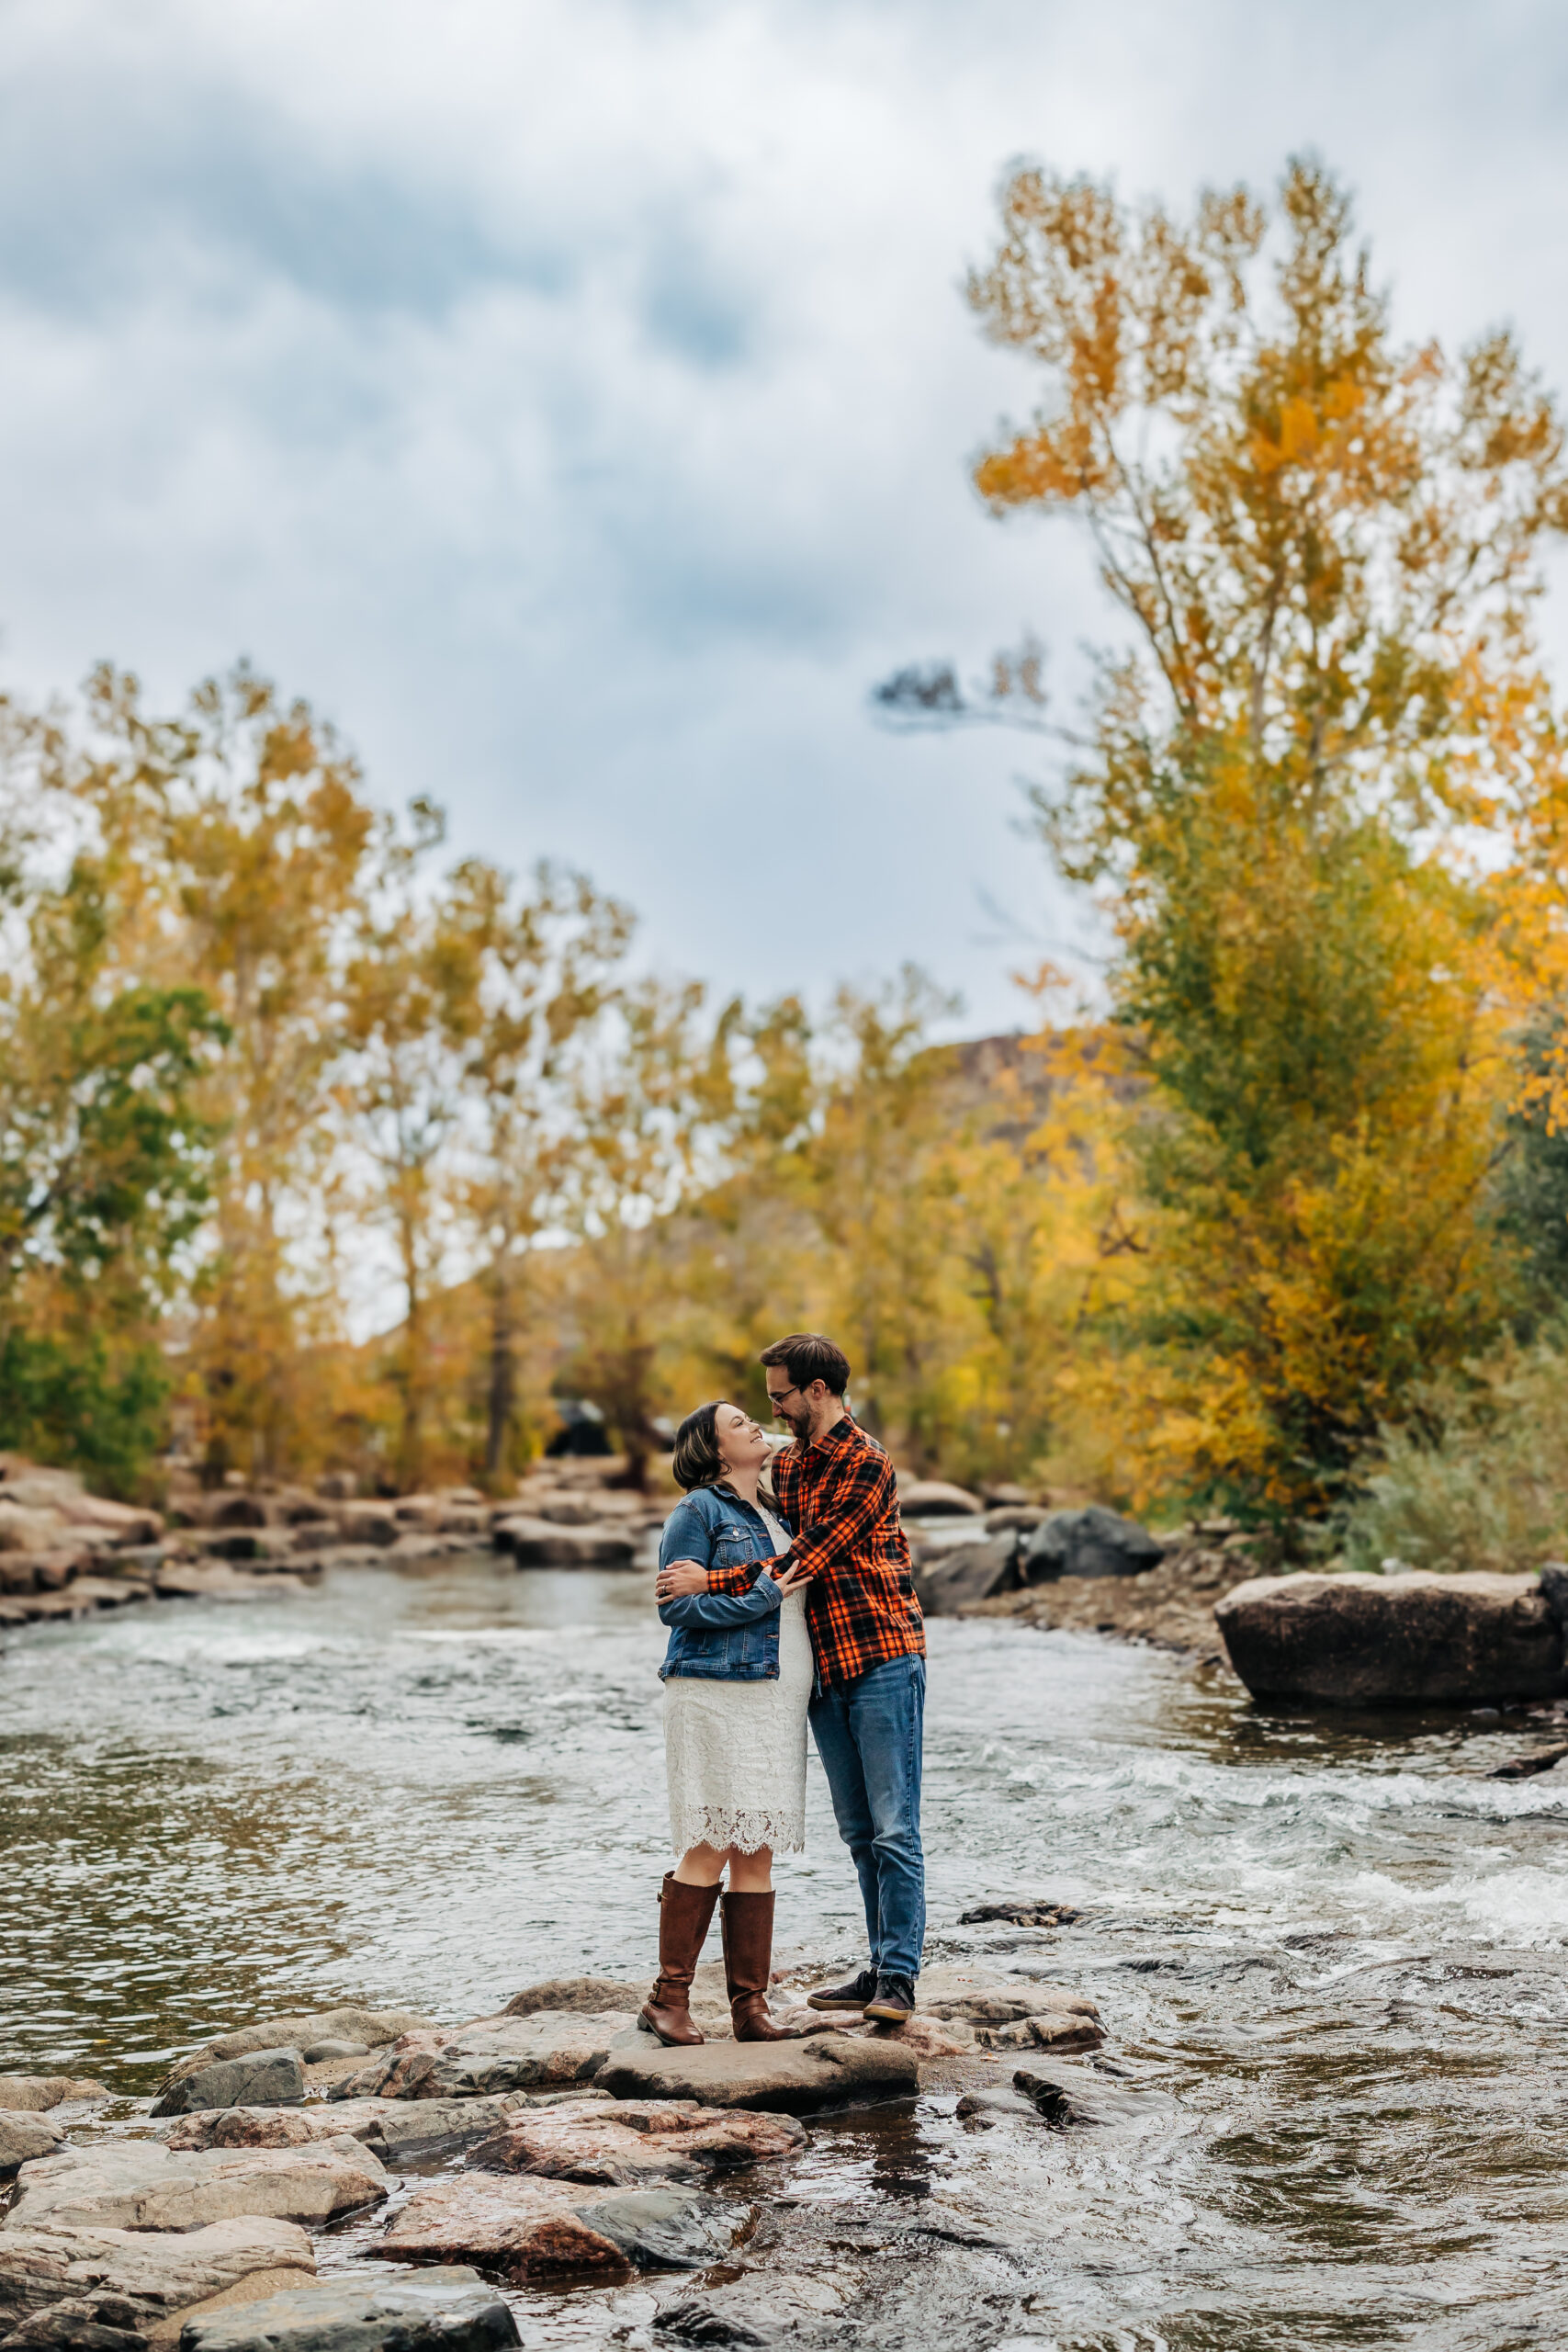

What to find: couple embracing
left=639, top=1332, right=925, bottom=2048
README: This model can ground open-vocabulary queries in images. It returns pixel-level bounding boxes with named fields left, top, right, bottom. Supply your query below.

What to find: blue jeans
left=808, top=1654, right=926, bottom=1982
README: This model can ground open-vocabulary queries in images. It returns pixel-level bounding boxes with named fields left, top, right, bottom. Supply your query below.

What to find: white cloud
left=0, top=0, right=1564, bottom=1031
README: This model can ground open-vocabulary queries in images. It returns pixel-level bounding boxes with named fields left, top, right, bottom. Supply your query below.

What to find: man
left=656, top=1332, right=926, bottom=2024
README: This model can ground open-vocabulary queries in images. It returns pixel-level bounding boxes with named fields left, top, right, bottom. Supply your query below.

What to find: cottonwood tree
left=916, top=154, right=1568, bottom=1513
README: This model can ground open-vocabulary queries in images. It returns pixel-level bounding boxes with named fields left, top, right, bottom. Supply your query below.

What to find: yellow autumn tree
left=950, top=155, right=1568, bottom=1517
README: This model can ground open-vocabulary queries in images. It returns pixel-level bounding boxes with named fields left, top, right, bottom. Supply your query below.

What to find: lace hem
left=670, top=1802, right=805, bottom=1857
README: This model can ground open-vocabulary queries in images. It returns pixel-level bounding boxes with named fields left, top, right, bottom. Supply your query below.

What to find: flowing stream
left=6, top=1553, right=1568, bottom=2349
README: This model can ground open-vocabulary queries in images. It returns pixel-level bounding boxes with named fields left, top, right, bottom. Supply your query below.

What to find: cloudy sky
left=2, top=0, right=1566, bottom=1035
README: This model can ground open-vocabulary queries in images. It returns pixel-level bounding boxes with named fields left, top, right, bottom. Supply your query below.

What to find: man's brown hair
left=760, top=1332, right=851, bottom=1396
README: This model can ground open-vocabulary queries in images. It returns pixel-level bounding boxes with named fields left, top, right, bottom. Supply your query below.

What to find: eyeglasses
left=766, top=1384, right=802, bottom=1408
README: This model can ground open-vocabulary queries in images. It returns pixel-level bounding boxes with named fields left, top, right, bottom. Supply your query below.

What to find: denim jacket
left=657, top=1485, right=793, bottom=1682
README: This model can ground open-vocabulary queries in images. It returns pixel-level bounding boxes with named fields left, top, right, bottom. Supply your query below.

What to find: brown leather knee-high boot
left=640, top=1873, right=719, bottom=2046
left=721, top=1889, right=803, bottom=2042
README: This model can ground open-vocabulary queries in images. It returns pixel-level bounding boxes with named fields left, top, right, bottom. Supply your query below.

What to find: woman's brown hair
left=671, top=1401, right=725, bottom=1492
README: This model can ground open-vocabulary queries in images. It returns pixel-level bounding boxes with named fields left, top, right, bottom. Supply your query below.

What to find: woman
left=641, top=1399, right=814, bottom=2047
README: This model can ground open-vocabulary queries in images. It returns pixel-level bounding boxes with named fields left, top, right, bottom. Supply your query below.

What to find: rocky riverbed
left=12, top=1550, right=1568, bottom=2345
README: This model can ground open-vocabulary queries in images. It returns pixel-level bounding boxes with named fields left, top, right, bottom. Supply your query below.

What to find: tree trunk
left=486, top=1252, right=514, bottom=1483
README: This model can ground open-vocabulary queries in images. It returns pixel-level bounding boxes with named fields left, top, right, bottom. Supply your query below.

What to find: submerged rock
left=150, top=2053, right=304, bottom=2120
left=571, top=2190, right=747, bottom=2270
left=0, top=2217, right=314, bottom=2345
left=0, top=2114, right=65, bottom=2177
left=1011, top=2059, right=1178, bottom=2131
left=1215, top=1569, right=1563, bottom=1704
left=956, top=1897, right=1080, bottom=1928
left=596, top=2035, right=919, bottom=2113
left=7, top=2142, right=386, bottom=2236
left=178, top=2269, right=520, bottom=2352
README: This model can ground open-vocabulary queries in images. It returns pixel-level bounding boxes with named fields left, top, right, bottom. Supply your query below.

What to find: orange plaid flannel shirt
left=705, top=1416, right=924, bottom=1690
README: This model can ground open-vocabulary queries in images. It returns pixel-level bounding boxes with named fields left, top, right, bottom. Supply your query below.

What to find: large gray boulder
left=150, top=2053, right=304, bottom=2120
left=178, top=2269, right=519, bottom=2352
left=0, top=2218, right=315, bottom=2342
left=1214, top=1569, right=1563, bottom=1705
left=911, top=1534, right=1021, bottom=1617
left=6, top=2142, right=386, bottom=2236
left=595, top=2033, right=918, bottom=2113
left=1022, top=1508, right=1165, bottom=1583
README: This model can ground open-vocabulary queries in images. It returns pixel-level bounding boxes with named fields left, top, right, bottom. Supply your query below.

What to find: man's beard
left=782, top=1405, right=811, bottom=1442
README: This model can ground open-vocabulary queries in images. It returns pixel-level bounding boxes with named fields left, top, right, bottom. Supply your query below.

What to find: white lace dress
left=663, top=1502, right=812, bottom=1856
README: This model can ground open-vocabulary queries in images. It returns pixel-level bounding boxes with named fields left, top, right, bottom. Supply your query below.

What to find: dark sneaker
left=807, top=1967, right=878, bottom=2012
left=863, top=1973, right=916, bottom=2024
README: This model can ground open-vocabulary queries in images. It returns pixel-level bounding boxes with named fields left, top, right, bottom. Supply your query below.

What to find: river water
left=6, top=1553, right=1568, bottom=2349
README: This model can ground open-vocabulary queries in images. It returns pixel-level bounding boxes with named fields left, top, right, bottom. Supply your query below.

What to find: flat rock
left=0, top=2218, right=314, bottom=2346
left=595, top=2035, right=919, bottom=2114
left=1023, top=1506, right=1164, bottom=1583
left=379, top=2177, right=746, bottom=2279
left=150, top=2053, right=304, bottom=2120
left=571, top=2190, right=747, bottom=2270
left=501, top=1979, right=643, bottom=2018
left=178, top=2269, right=519, bottom=2352
left=0, top=2085, right=107, bottom=2119
left=1215, top=1569, right=1565, bottom=1705
left=378, top=2177, right=635, bottom=2278
left=6, top=2142, right=386, bottom=2235
left=330, top=2014, right=633, bottom=2102
left=0, top=2116, right=66, bottom=2177
left=164, top=2014, right=432, bottom=2089
left=654, top=2270, right=850, bottom=2345
left=467, top=2099, right=801, bottom=2185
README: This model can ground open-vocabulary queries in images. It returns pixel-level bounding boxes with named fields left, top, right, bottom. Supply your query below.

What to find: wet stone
left=177, top=2268, right=521, bottom=2352
left=577, top=2190, right=749, bottom=2271
left=953, top=2086, right=1042, bottom=2127
left=1012, top=2059, right=1179, bottom=2130
left=378, top=2176, right=748, bottom=2279
left=378, top=2177, right=634, bottom=2279
left=150, top=2053, right=305, bottom=2120
left=466, top=2099, right=803, bottom=2185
